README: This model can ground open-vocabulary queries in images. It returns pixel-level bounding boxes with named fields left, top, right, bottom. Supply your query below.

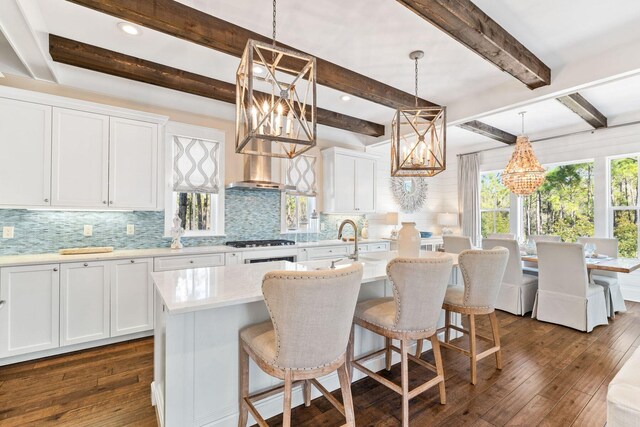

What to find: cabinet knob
left=109, top=201, right=114, bottom=205
left=189, top=260, right=194, bottom=264
left=130, top=260, right=135, bottom=263
left=44, top=198, right=49, bottom=203
left=0, top=300, right=5, bottom=309
left=103, top=201, right=107, bottom=204
left=83, top=263, right=88, bottom=267
left=53, top=267, right=58, bottom=272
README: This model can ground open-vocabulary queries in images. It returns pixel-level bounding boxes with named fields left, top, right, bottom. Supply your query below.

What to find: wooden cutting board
left=59, top=247, right=114, bottom=255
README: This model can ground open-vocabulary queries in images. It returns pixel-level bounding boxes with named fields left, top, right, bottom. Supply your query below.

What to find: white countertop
left=152, top=251, right=457, bottom=314
left=0, top=238, right=389, bottom=268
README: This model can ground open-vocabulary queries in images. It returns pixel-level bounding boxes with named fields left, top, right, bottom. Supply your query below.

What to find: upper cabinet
left=52, top=108, right=110, bottom=208
left=0, top=98, right=52, bottom=207
left=0, top=88, right=166, bottom=210
left=322, top=147, right=377, bottom=214
left=109, top=118, right=158, bottom=210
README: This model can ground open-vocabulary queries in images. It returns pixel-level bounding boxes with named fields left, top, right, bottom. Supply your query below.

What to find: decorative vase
left=398, top=222, right=420, bottom=257
left=361, top=218, right=369, bottom=239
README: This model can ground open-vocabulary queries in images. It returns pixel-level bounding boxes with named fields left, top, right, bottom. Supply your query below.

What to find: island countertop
left=151, top=251, right=457, bottom=315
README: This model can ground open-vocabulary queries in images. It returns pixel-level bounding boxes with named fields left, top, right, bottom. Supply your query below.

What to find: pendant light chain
left=414, top=57, right=419, bottom=108
left=520, top=111, right=526, bottom=135
left=272, top=0, right=277, bottom=46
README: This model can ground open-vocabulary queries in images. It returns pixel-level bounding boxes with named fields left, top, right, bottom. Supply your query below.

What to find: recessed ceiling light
left=340, top=95, right=351, bottom=102
left=117, top=22, right=142, bottom=36
left=253, top=65, right=264, bottom=74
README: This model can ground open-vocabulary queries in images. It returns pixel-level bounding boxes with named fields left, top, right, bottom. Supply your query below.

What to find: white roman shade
left=173, top=136, right=220, bottom=194
left=286, top=155, right=317, bottom=195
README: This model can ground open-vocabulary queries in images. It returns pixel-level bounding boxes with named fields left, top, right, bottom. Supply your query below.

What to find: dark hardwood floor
left=1, top=302, right=638, bottom=426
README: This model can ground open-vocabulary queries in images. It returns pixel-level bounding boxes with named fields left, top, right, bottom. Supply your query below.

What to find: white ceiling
left=1, top=0, right=640, bottom=149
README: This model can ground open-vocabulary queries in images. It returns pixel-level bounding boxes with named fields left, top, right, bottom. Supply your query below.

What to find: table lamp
left=386, top=212, right=399, bottom=240
left=438, top=213, right=458, bottom=235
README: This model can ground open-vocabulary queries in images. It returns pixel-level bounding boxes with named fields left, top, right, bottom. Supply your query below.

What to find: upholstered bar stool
left=238, top=263, right=363, bottom=427
left=436, top=248, right=509, bottom=385
left=350, top=256, right=453, bottom=427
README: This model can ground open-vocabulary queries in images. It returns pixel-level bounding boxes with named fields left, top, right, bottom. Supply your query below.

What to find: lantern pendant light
left=501, top=112, right=545, bottom=195
left=235, top=0, right=317, bottom=159
left=391, top=50, right=446, bottom=177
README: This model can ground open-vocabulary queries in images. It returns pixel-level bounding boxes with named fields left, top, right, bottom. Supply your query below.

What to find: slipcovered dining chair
left=350, top=256, right=453, bottom=427
left=438, top=247, right=509, bottom=385
left=443, top=235, right=473, bottom=254
left=238, top=263, right=363, bottom=427
left=523, top=234, right=563, bottom=275
left=487, top=233, right=515, bottom=239
left=482, top=238, right=537, bottom=315
left=578, top=237, right=627, bottom=316
left=532, top=242, right=608, bottom=332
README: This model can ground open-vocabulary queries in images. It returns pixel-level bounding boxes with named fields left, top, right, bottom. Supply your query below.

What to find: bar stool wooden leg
left=415, top=338, right=423, bottom=358
left=444, top=309, right=451, bottom=343
left=283, top=370, right=293, bottom=427
left=489, top=311, right=503, bottom=369
left=385, top=337, right=393, bottom=370
left=347, top=324, right=355, bottom=381
left=338, top=362, right=356, bottom=426
left=468, top=314, right=478, bottom=385
left=238, top=343, right=249, bottom=427
left=430, top=335, right=446, bottom=404
left=303, top=380, right=311, bottom=406
left=400, top=339, right=410, bottom=427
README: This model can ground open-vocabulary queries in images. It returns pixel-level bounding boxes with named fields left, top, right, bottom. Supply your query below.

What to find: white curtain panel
left=173, top=136, right=220, bottom=194
left=458, top=153, right=480, bottom=245
left=286, top=155, right=317, bottom=195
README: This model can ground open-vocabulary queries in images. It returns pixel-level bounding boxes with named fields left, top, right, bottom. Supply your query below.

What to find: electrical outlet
left=83, top=225, right=93, bottom=237
left=126, top=224, right=135, bottom=235
left=2, top=226, right=14, bottom=239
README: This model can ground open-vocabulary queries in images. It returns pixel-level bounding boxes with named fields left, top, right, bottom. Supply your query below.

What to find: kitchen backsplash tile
left=0, top=190, right=364, bottom=255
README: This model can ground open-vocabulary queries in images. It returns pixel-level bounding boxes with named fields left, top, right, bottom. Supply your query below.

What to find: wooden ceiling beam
left=48, top=35, right=385, bottom=137
left=395, top=0, right=551, bottom=89
left=458, top=120, right=517, bottom=144
left=65, top=0, right=438, bottom=109
left=556, top=92, right=607, bottom=129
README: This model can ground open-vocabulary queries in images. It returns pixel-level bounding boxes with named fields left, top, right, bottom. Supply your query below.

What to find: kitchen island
left=151, top=252, right=458, bottom=427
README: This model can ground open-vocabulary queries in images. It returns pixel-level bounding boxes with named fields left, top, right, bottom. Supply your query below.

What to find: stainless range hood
left=226, top=146, right=295, bottom=192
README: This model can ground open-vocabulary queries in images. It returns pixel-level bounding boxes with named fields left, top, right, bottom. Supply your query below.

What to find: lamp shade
left=385, top=212, right=399, bottom=226
left=438, top=213, right=458, bottom=226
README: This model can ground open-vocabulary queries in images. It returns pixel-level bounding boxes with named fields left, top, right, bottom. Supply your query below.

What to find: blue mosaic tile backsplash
left=0, top=190, right=364, bottom=255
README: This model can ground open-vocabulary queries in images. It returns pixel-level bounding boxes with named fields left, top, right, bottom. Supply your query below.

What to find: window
left=281, top=155, right=318, bottom=233
left=609, top=155, right=639, bottom=257
left=521, top=161, right=594, bottom=242
left=480, top=171, right=510, bottom=238
left=164, top=123, right=225, bottom=237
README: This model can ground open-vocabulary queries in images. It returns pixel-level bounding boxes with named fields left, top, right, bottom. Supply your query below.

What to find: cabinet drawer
left=154, top=254, right=225, bottom=271
left=367, top=242, right=389, bottom=252
left=307, top=246, right=349, bottom=260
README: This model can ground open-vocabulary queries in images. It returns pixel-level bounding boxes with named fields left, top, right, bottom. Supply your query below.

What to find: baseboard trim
left=621, top=285, right=640, bottom=302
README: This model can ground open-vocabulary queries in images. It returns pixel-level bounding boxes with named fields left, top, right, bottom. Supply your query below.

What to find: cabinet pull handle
left=83, top=263, right=88, bottom=267
left=0, top=300, right=5, bottom=309
left=130, top=260, right=135, bottom=263
left=44, top=198, right=49, bottom=202
left=53, top=267, right=58, bottom=272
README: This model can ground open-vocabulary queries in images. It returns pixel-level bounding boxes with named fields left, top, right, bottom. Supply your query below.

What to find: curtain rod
left=457, top=120, right=640, bottom=157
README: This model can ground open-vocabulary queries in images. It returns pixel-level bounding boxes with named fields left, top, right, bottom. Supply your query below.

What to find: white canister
left=398, top=222, right=420, bottom=257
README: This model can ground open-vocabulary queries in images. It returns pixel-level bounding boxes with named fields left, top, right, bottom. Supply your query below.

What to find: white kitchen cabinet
left=111, top=258, right=154, bottom=337
left=109, top=118, right=158, bottom=209
left=322, top=147, right=377, bottom=214
left=60, top=261, right=110, bottom=346
left=154, top=254, right=225, bottom=272
left=52, top=108, right=110, bottom=208
left=0, top=98, right=52, bottom=207
left=306, top=245, right=349, bottom=260
left=296, top=248, right=309, bottom=261
left=0, top=264, right=60, bottom=358
left=225, top=252, right=242, bottom=265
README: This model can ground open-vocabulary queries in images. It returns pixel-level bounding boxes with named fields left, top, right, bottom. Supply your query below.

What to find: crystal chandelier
left=235, top=0, right=316, bottom=159
left=391, top=50, right=446, bottom=177
left=502, top=112, right=545, bottom=195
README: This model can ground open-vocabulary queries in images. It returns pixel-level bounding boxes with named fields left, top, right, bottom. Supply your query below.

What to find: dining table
left=521, top=254, right=640, bottom=278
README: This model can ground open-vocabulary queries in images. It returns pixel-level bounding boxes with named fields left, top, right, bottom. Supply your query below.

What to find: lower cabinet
left=60, top=261, right=111, bottom=346
left=0, top=264, right=60, bottom=358
left=111, top=258, right=154, bottom=337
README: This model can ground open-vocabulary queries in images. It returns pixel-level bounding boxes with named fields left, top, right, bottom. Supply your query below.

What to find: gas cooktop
left=225, top=239, right=296, bottom=248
